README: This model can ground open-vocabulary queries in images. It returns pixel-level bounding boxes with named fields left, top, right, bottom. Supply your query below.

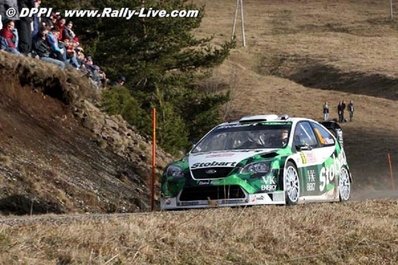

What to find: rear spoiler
left=320, top=121, right=344, bottom=147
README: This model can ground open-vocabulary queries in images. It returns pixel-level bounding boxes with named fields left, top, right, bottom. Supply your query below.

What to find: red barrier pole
left=387, top=153, right=395, bottom=191
left=151, top=108, right=156, bottom=211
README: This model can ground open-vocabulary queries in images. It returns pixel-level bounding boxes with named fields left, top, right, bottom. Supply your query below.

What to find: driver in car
left=268, top=129, right=289, bottom=148
left=238, top=131, right=264, bottom=149
left=281, top=129, right=289, bottom=146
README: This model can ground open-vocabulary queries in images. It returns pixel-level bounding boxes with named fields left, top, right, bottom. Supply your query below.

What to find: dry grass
left=0, top=51, right=98, bottom=105
left=0, top=155, right=11, bottom=168
left=0, top=200, right=397, bottom=264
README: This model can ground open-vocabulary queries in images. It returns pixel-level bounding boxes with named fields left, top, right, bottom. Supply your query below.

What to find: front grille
left=179, top=185, right=246, bottom=201
left=191, top=167, right=233, bottom=179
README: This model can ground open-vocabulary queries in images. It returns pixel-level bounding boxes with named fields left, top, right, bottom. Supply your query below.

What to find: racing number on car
left=300, top=152, right=307, bottom=164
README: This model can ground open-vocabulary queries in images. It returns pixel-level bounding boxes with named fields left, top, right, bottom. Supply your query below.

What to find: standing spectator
left=337, top=101, right=343, bottom=123
left=0, top=20, right=20, bottom=55
left=33, top=27, right=65, bottom=69
left=15, top=0, right=34, bottom=55
left=31, top=0, right=42, bottom=39
left=323, top=101, right=329, bottom=121
left=348, top=100, right=354, bottom=122
left=341, top=100, right=346, bottom=122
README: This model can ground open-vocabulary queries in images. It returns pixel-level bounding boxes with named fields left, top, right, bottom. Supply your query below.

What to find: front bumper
left=160, top=190, right=286, bottom=210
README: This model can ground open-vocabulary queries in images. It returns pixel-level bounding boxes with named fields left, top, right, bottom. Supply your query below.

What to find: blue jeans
left=5, top=48, right=21, bottom=55
left=41, top=57, right=65, bottom=69
left=68, top=54, right=80, bottom=68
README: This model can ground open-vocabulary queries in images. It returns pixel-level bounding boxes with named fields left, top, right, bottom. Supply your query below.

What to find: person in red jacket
left=0, top=20, right=20, bottom=55
left=57, top=18, right=66, bottom=41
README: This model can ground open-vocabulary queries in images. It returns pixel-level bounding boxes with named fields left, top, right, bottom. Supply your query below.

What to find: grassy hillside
left=196, top=0, right=398, bottom=191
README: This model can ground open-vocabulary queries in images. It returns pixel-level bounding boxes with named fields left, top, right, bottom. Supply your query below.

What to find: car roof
left=218, top=114, right=315, bottom=127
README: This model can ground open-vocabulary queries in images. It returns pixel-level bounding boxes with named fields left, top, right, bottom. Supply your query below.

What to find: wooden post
left=151, top=108, right=157, bottom=211
left=387, top=153, right=395, bottom=191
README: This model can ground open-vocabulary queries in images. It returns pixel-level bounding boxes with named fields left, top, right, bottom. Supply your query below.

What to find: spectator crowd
left=0, top=0, right=107, bottom=88
left=323, top=100, right=355, bottom=123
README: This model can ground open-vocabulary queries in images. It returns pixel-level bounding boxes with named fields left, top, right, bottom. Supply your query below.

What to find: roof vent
left=239, top=114, right=278, bottom=123
left=280, top=114, right=289, bottom=120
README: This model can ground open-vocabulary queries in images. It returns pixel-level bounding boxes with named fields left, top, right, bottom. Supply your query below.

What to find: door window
left=293, top=122, right=318, bottom=148
left=311, top=123, right=335, bottom=147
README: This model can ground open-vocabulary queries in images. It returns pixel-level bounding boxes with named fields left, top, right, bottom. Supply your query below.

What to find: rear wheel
left=339, top=167, right=351, bottom=201
left=285, top=162, right=300, bottom=205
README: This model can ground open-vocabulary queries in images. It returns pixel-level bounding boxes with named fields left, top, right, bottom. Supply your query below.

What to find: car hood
left=188, top=149, right=277, bottom=169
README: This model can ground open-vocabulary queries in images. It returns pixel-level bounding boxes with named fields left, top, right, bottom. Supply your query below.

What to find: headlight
left=166, top=165, right=185, bottom=178
left=241, top=161, right=270, bottom=174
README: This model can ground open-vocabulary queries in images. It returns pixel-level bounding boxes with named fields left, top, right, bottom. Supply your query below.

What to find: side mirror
left=296, top=144, right=312, bottom=151
left=190, top=140, right=198, bottom=151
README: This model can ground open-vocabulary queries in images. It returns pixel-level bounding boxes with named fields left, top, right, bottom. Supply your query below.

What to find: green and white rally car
left=160, top=114, right=352, bottom=210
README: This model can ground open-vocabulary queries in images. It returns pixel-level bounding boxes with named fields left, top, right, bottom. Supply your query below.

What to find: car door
left=310, top=122, right=339, bottom=200
left=292, top=121, right=320, bottom=197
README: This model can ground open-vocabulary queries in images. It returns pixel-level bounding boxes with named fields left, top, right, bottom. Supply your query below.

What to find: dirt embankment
left=0, top=52, right=172, bottom=215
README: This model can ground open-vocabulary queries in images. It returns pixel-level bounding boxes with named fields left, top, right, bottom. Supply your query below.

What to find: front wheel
left=285, top=162, right=300, bottom=205
left=339, top=167, right=351, bottom=201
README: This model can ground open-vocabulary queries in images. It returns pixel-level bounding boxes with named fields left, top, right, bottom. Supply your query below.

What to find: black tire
left=284, top=161, right=300, bottom=205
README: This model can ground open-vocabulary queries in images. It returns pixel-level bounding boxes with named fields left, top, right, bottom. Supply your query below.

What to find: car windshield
left=191, top=123, right=292, bottom=153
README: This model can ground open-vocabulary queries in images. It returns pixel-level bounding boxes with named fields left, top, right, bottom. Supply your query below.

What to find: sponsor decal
left=198, top=180, right=210, bottom=185
left=179, top=201, right=201, bottom=206
left=325, top=138, right=334, bottom=145
left=255, top=195, right=265, bottom=201
left=220, top=199, right=246, bottom=204
left=261, top=175, right=277, bottom=191
left=205, top=169, right=217, bottom=174
left=191, top=161, right=237, bottom=169
left=261, top=185, right=277, bottom=191
left=319, top=152, right=346, bottom=192
left=205, top=153, right=236, bottom=158
left=306, top=169, right=316, bottom=191
left=305, top=152, right=317, bottom=164
left=300, top=152, right=317, bottom=165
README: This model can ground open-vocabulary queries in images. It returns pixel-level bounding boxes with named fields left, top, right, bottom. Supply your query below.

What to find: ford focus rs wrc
left=160, top=114, right=352, bottom=210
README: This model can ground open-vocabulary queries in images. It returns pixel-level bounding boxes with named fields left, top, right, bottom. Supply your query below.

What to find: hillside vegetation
left=196, top=0, right=398, bottom=192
